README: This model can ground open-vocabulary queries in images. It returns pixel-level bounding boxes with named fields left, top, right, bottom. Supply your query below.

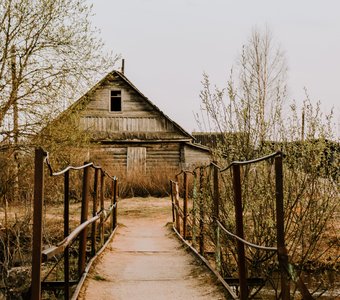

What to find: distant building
left=58, top=70, right=211, bottom=173
left=192, top=132, right=225, bottom=148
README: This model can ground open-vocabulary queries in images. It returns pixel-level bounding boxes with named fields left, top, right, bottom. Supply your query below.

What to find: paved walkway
left=78, top=197, right=226, bottom=300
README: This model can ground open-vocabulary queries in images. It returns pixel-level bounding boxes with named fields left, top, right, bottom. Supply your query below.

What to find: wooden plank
left=127, top=147, right=146, bottom=174
left=80, top=115, right=189, bottom=137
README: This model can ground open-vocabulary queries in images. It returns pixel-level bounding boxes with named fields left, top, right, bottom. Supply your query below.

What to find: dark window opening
left=110, top=90, right=121, bottom=111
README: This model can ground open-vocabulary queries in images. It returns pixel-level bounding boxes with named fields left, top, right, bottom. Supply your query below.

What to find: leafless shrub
left=196, top=28, right=339, bottom=297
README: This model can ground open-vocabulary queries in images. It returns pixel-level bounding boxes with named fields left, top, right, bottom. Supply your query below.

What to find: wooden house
left=63, top=70, right=211, bottom=173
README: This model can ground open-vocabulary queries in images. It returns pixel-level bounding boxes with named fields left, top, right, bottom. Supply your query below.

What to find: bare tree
left=0, top=0, right=118, bottom=140
left=197, top=28, right=339, bottom=298
left=197, top=28, right=287, bottom=160
left=0, top=0, right=119, bottom=200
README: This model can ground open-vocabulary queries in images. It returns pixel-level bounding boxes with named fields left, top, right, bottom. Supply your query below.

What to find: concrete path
left=78, top=197, right=226, bottom=300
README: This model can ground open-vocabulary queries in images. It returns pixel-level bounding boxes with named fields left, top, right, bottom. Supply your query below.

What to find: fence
left=170, top=152, right=313, bottom=300
left=30, top=148, right=118, bottom=300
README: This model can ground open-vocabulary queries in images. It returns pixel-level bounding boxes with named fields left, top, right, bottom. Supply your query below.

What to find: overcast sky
left=87, top=0, right=339, bottom=136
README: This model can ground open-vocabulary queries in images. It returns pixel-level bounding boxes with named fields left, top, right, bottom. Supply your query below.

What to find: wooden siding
left=79, top=74, right=190, bottom=141
left=182, top=144, right=211, bottom=168
left=80, top=116, right=175, bottom=133
left=90, top=146, right=127, bottom=170
left=86, top=86, right=154, bottom=114
left=127, top=147, right=146, bottom=174
left=146, top=143, right=181, bottom=169
left=89, top=142, right=182, bottom=173
left=61, top=71, right=212, bottom=173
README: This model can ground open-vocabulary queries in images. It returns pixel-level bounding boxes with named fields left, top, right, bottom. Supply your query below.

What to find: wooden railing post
left=113, top=176, right=118, bottom=229
left=183, top=172, right=188, bottom=239
left=111, top=180, right=114, bottom=230
left=192, top=172, right=197, bottom=248
left=99, top=170, right=105, bottom=246
left=91, top=168, right=99, bottom=257
left=174, top=182, right=181, bottom=232
left=64, top=170, right=70, bottom=300
left=31, top=148, right=47, bottom=300
left=232, top=164, right=248, bottom=300
left=170, top=181, right=175, bottom=223
left=78, top=164, right=90, bottom=278
left=199, top=166, right=205, bottom=256
left=213, top=163, right=221, bottom=272
left=275, top=155, right=290, bottom=300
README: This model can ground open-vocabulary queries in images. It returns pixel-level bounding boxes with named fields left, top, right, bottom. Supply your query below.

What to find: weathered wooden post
left=192, top=171, right=197, bottom=248
left=174, top=182, right=181, bottom=233
left=113, top=176, right=118, bottom=229
left=78, top=164, right=90, bottom=278
left=99, top=170, right=105, bottom=246
left=31, top=148, right=47, bottom=300
left=110, top=180, right=114, bottom=230
left=170, top=181, right=175, bottom=223
left=64, top=170, right=70, bottom=299
left=213, top=163, right=221, bottom=272
left=183, top=172, right=189, bottom=239
left=275, top=154, right=290, bottom=300
left=199, top=166, right=205, bottom=256
left=232, top=164, right=248, bottom=300
left=91, top=168, right=99, bottom=257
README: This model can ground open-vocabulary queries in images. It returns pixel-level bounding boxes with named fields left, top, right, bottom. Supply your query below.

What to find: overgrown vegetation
left=0, top=0, right=119, bottom=202
left=100, top=165, right=177, bottom=198
left=195, top=28, right=339, bottom=298
left=0, top=0, right=119, bottom=297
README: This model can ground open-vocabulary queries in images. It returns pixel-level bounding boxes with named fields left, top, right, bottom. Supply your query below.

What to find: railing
left=30, top=148, right=119, bottom=300
left=170, top=152, right=313, bottom=300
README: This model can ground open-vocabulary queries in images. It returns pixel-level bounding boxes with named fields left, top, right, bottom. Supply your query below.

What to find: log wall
left=182, top=144, right=211, bottom=169
left=90, top=142, right=182, bottom=174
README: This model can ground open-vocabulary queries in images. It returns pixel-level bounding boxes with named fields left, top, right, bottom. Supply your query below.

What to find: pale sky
left=87, top=0, right=340, bottom=136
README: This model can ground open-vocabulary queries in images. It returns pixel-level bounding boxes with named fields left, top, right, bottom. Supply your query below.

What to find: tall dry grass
left=102, top=164, right=179, bottom=198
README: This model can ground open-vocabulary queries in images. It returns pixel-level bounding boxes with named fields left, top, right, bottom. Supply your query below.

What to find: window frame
left=109, top=90, right=122, bottom=112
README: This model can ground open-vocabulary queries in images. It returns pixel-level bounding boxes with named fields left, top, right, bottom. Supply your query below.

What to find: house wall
left=79, top=74, right=187, bottom=140
left=69, top=72, right=211, bottom=174
left=89, top=142, right=183, bottom=174
left=182, top=144, right=211, bottom=169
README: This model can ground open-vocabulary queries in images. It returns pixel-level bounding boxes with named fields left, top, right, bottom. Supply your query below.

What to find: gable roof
left=62, top=69, right=194, bottom=140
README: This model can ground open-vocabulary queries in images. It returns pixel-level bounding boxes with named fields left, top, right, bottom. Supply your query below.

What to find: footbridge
left=29, top=149, right=313, bottom=300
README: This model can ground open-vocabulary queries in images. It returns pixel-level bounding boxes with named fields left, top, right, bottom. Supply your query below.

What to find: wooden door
left=127, top=147, right=146, bottom=174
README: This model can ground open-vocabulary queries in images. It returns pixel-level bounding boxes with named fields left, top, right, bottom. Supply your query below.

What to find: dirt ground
left=78, top=197, right=227, bottom=300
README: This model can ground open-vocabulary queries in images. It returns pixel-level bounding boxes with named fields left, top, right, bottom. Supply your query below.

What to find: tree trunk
left=11, top=45, right=19, bottom=201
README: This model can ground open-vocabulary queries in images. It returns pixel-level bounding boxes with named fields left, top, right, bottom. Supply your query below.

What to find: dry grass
left=117, top=197, right=172, bottom=220
left=0, top=196, right=115, bottom=298
left=172, top=161, right=339, bottom=298
left=101, top=165, right=179, bottom=198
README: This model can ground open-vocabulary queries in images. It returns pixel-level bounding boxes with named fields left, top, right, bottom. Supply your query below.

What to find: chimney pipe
left=121, top=59, right=125, bottom=74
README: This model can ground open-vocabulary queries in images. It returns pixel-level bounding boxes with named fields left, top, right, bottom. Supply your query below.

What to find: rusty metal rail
left=216, top=220, right=277, bottom=252
left=170, top=152, right=313, bottom=300
left=219, top=151, right=282, bottom=172
left=30, top=148, right=119, bottom=300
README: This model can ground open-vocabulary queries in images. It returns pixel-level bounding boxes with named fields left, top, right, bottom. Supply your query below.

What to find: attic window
left=110, top=90, right=121, bottom=111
